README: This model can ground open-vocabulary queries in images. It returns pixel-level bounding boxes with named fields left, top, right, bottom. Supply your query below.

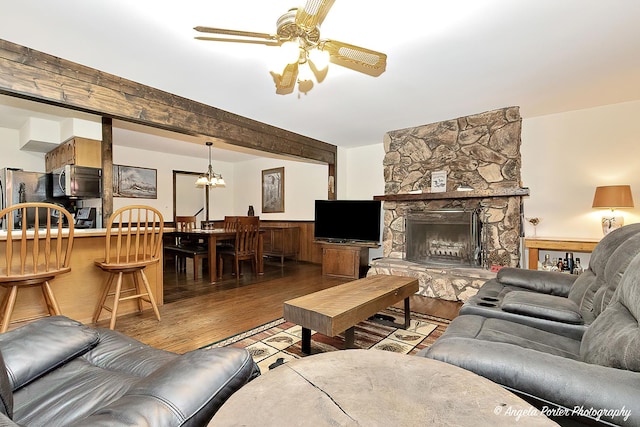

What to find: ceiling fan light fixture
left=280, top=40, right=302, bottom=64
left=298, top=61, right=314, bottom=82
left=194, top=0, right=387, bottom=95
left=308, top=48, right=330, bottom=70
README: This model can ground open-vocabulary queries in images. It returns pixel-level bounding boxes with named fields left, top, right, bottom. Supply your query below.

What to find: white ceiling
left=1, top=1, right=639, bottom=157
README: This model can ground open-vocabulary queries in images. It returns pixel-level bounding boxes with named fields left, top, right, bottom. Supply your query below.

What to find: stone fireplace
left=367, top=106, right=529, bottom=302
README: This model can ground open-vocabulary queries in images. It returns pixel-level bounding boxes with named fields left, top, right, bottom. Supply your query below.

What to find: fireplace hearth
left=405, top=209, right=484, bottom=268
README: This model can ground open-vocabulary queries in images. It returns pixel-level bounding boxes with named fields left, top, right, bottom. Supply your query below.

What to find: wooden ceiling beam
left=0, top=39, right=337, bottom=165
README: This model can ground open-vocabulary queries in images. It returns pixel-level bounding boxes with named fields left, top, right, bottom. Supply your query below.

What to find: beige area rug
left=205, top=308, right=449, bottom=374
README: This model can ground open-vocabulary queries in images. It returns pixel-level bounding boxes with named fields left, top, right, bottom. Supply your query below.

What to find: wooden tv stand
left=317, top=241, right=380, bottom=279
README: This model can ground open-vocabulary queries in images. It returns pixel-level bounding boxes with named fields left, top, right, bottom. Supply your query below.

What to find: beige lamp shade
left=592, top=185, right=634, bottom=209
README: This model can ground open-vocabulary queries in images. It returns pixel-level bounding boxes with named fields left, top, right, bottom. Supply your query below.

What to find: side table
left=525, top=237, right=599, bottom=270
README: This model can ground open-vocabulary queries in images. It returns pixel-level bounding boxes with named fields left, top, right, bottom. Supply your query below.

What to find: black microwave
left=50, top=165, right=102, bottom=199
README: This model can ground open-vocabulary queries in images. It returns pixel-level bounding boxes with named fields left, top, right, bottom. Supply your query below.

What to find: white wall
left=0, top=128, right=49, bottom=173
left=232, top=157, right=327, bottom=220
left=340, top=145, right=386, bottom=199
left=111, top=145, right=235, bottom=221
left=339, top=144, right=386, bottom=259
left=521, top=100, right=640, bottom=239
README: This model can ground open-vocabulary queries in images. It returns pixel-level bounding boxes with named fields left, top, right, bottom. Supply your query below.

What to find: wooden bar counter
left=0, top=228, right=163, bottom=329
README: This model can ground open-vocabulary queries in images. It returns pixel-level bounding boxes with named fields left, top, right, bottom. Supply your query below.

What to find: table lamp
left=592, top=185, right=634, bottom=235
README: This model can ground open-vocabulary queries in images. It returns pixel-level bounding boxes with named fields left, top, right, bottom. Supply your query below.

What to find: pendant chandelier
left=195, top=141, right=226, bottom=187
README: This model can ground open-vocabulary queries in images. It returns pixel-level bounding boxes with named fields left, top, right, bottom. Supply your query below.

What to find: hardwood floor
left=104, top=257, right=461, bottom=354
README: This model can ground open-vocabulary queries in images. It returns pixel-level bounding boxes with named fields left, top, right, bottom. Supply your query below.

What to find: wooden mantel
left=374, top=187, right=530, bottom=202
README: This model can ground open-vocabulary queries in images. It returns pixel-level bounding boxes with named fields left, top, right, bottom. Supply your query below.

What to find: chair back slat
left=1, top=202, right=75, bottom=279
left=223, top=216, right=240, bottom=232
left=234, top=223, right=259, bottom=257
left=104, top=206, right=164, bottom=265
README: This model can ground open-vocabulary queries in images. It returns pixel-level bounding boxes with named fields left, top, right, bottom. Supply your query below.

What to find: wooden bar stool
left=0, top=202, right=75, bottom=333
left=94, top=205, right=163, bottom=330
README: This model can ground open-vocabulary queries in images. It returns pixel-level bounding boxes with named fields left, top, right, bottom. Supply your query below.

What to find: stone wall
left=368, top=107, right=525, bottom=302
left=382, top=106, right=524, bottom=268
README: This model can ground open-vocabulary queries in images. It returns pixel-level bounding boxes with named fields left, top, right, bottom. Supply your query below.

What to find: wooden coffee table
left=283, top=275, right=419, bottom=354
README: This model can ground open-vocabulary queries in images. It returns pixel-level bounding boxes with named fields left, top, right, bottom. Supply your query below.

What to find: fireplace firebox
left=405, top=209, right=484, bottom=268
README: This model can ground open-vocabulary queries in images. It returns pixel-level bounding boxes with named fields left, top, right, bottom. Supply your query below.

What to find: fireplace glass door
left=405, top=209, right=483, bottom=267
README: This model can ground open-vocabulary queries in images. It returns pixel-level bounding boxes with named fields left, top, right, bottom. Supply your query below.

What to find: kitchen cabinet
left=45, top=137, right=101, bottom=172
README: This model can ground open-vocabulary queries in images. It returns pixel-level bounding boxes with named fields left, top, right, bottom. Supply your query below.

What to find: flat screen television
left=314, top=200, right=382, bottom=243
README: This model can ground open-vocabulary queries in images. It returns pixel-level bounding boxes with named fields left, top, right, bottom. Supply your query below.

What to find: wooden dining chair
left=217, top=218, right=260, bottom=280
left=94, top=205, right=163, bottom=330
left=0, top=202, right=74, bottom=333
left=215, top=215, right=242, bottom=252
left=164, top=215, right=208, bottom=280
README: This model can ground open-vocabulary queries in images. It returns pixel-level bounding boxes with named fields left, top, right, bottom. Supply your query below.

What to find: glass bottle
left=573, top=258, right=584, bottom=275
left=542, top=254, right=553, bottom=271
left=565, top=252, right=575, bottom=274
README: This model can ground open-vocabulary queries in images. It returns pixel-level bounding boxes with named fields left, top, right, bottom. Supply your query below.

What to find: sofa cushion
left=432, top=315, right=582, bottom=359
left=581, top=301, right=640, bottom=372
left=580, top=253, right=640, bottom=371
left=496, top=268, right=576, bottom=296
left=0, top=350, right=13, bottom=419
left=592, top=232, right=640, bottom=317
left=566, top=270, right=598, bottom=322
left=587, top=223, right=640, bottom=275
left=0, top=316, right=99, bottom=390
left=502, top=291, right=583, bottom=324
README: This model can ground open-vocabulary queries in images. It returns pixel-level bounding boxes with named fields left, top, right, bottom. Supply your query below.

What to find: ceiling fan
left=194, top=0, right=387, bottom=95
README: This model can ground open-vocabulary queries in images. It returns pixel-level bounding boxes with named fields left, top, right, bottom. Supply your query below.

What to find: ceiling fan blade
left=296, top=0, right=336, bottom=31
left=195, top=36, right=280, bottom=47
left=270, top=62, right=299, bottom=95
left=322, top=40, right=387, bottom=77
left=194, top=26, right=280, bottom=42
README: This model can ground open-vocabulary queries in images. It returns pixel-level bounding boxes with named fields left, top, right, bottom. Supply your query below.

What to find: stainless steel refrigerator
left=0, top=168, right=48, bottom=229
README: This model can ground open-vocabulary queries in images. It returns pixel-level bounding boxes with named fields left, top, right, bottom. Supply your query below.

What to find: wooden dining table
left=166, top=228, right=264, bottom=284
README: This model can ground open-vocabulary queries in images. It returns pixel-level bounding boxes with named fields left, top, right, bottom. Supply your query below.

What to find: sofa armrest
left=501, top=291, right=584, bottom=324
left=497, top=268, right=576, bottom=296
left=0, top=316, right=99, bottom=390
left=71, top=347, right=259, bottom=427
left=425, top=338, right=639, bottom=426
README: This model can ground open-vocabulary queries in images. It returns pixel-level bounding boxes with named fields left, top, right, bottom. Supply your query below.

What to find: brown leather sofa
left=0, top=316, right=259, bottom=426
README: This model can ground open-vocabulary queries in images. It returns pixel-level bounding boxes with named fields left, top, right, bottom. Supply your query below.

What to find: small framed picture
left=431, top=170, right=447, bottom=193
left=262, top=167, right=284, bottom=213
